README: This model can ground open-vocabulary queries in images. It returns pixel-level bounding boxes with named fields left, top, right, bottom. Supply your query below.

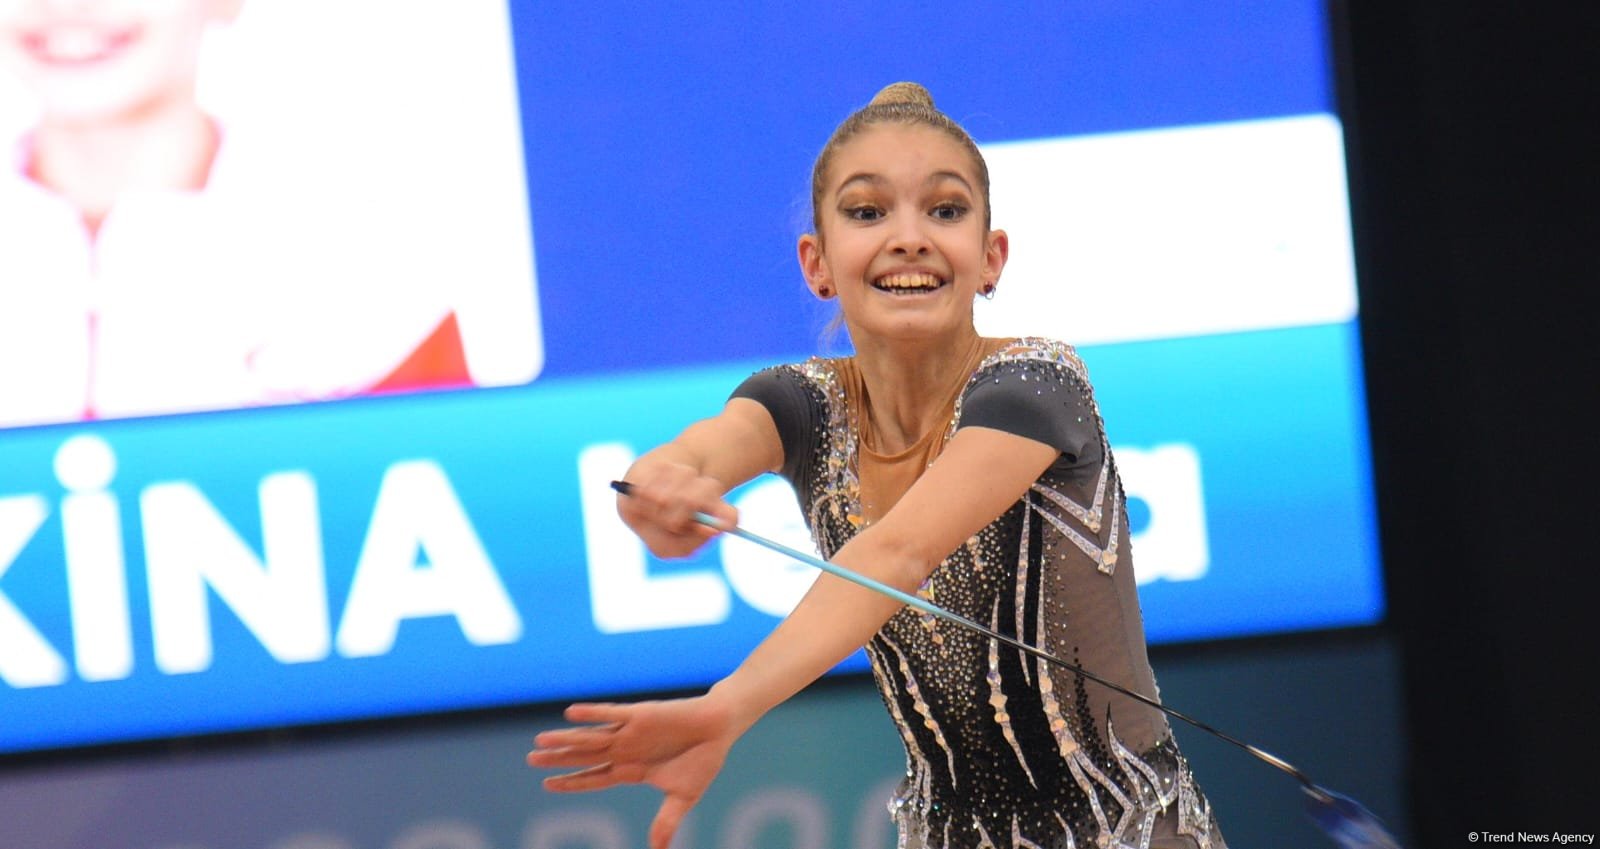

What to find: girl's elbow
left=853, top=532, right=942, bottom=591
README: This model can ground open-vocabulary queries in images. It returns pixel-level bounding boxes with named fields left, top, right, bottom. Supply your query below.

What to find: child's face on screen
left=0, top=0, right=239, bottom=124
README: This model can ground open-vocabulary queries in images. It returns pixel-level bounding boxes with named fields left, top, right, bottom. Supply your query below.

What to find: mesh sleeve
left=729, top=366, right=816, bottom=488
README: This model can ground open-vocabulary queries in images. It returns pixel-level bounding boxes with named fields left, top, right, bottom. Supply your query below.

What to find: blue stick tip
left=1303, top=787, right=1404, bottom=849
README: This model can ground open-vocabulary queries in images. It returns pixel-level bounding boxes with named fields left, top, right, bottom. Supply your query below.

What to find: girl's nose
left=886, top=217, right=931, bottom=257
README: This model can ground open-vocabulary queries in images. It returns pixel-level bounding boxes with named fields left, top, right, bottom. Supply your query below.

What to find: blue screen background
left=0, top=0, right=1382, bottom=757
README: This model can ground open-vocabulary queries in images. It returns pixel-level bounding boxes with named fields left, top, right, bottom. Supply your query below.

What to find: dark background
left=1338, top=1, right=1597, bottom=840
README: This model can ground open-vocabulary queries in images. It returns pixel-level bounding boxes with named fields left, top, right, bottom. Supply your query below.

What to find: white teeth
left=26, top=28, right=125, bottom=63
left=874, top=273, right=943, bottom=291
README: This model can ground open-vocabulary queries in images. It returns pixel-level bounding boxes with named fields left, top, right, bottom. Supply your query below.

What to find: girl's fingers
left=533, top=722, right=619, bottom=751
left=650, top=796, right=695, bottom=849
left=564, top=702, right=619, bottom=720
left=623, top=475, right=733, bottom=536
left=527, top=703, right=632, bottom=767
left=542, top=760, right=650, bottom=793
left=542, top=762, right=619, bottom=792
left=700, top=500, right=738, bottom=532
left=526, top=740, right=611, bottom=768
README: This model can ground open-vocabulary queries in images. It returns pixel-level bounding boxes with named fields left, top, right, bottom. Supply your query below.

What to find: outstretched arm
left=528, top=425, right=1057, bottom=849
left=527, top=396, right=784, bottom=845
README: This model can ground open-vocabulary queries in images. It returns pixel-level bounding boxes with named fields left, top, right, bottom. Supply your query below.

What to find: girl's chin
left=34, top=97, right=153, bottom=127
left=28, top=78, right=189, bottom=127
left=850, top=313, right=975, bottom=341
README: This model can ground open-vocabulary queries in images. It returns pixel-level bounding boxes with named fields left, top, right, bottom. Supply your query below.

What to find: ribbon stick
left=609, top=480, right=1403, bottom=849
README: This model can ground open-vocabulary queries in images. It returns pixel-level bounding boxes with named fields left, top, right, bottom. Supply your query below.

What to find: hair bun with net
left=869, top=82, right=936, bottom=109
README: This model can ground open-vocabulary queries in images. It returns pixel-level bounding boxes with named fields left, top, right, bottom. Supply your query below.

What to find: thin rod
left=607, top=480, right=1323, bottom=793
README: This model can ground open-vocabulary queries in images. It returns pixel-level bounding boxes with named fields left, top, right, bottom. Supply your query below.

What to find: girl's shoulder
left=974, top=336, right=1091, bottom=383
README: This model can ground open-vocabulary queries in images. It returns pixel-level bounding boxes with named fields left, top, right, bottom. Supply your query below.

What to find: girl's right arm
left=615, top=396, right=785, bottom=559
left=529, top=421, right=1060, bottom=849
left=526, top=396, right=784, bottom=848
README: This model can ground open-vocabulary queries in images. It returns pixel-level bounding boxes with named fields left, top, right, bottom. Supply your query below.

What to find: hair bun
left=869, top=81, right=935, bottom=110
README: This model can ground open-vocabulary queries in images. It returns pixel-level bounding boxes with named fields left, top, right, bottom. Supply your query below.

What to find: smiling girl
left=527, top=82, right=1227, bottom=849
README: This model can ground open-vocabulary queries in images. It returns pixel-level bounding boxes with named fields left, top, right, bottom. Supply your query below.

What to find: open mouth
left=19, top=25, right=139, bottom=67
left=872, top=272, right=947, bottom=295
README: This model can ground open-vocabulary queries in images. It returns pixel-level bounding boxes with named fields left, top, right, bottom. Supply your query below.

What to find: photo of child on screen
left=0, top=0, right=542, bottom=429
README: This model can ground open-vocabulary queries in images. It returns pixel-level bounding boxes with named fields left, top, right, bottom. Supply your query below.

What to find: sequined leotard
left=733, top=338, right=1225, bottom=849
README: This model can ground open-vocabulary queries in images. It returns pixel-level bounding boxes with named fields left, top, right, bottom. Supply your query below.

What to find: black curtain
left=1337, top=2, right=1598, bottom=843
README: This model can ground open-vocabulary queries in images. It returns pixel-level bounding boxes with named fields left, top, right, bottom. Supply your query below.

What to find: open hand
left=527, top=695, right=742, bottom=849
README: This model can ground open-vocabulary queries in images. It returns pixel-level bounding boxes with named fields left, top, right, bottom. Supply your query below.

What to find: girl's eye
left=931, top=203, right=968, bottom=221
left=845, top=205, right=884, bottom=222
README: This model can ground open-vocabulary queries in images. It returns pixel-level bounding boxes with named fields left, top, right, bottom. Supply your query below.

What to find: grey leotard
left=732, top=338, right=1225, bottom=849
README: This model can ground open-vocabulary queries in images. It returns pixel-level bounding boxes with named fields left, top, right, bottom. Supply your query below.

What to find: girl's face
left=800, top=123, right=1007, bottom=345
left=0, top=0, right=239, bottom=124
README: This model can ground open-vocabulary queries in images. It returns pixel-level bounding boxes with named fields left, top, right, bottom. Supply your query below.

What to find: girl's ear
left=984, top=228, right=1010, bottom=283
left=797, top=233, right=833, bottom=299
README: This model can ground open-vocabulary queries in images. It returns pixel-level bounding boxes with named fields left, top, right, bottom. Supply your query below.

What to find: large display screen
left=0, top=0, right=1382, bottom=757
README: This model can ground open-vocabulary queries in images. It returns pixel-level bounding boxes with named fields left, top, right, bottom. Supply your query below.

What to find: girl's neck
left=28, top=91, right=218, bottom=237
left=850, top=327, right=986, bottom=454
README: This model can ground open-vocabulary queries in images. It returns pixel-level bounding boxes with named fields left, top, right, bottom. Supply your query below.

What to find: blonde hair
left=809, top=82, right=992, bottom=234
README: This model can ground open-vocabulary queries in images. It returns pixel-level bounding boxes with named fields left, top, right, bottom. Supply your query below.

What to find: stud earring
left=981, top=282, right=996, bottom=299
left=818, top=285, right=832, bottom=297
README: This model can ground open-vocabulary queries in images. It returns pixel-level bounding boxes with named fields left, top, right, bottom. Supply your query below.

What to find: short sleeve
left=956, top=358, right=1102, bottom=471
left=729, top=366, right=817, bottom=489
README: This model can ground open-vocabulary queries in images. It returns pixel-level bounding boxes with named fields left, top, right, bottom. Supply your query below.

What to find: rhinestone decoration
left=767, top=338, right=1224, bottom=849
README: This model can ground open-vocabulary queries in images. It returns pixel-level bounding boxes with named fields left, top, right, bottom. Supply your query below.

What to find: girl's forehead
left=828, top=125, right=978, bottom=188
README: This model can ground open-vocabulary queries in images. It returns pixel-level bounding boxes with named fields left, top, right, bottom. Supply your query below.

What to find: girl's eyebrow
left=835, top=172, right=885, bottom=194
left=834, top=170, right=974, bottom=195
left=925, top=170, right=974, bottom=192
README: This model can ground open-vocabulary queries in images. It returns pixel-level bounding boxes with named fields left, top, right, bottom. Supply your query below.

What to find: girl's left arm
left=705, top=424, right=1058, bottom=723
